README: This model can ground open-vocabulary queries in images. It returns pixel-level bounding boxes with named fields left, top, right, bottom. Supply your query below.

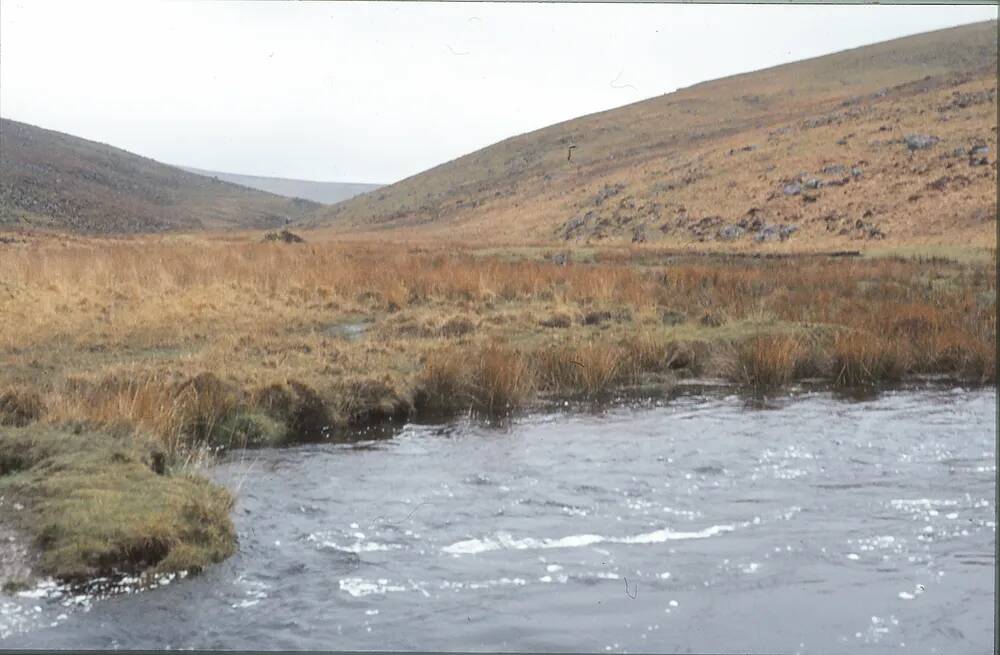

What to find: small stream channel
left=2, top=383, right=995, bottom=652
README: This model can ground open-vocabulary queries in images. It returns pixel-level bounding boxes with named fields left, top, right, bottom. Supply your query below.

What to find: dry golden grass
left=535, top=340, right=630, bottom=397
left=0, top=231, right=994, bottom=583
left=0, top=232, right=994, bottom=448
left=314, top=23, right=997, bottom=251
left=831, top=331, right=908, bottom=387
left=728, top=335, right=804, bottom=389
left=418, top=342, right=535, bottom=415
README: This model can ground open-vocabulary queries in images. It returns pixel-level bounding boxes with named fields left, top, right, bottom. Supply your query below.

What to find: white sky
left=1, top=1, right=996, bottom=184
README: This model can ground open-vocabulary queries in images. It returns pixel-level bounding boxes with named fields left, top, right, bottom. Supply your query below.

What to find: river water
left=2, top=384, right=995, bottom=652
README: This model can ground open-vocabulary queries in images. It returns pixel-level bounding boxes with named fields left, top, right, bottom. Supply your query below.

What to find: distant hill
left=309, top=21, right=998, bottom=247
left=0, top=118, right=324, bottom=233
left=178, top=166, right=381, bottom=205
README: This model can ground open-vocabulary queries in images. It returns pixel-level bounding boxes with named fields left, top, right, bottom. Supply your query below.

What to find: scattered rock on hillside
left=688, top=215, right=724, bottom=241
left=822, top=211, right=845, bottom=232
left=938, top=89, right=996, bottom=112
left=718, top=225, right=744, bottom=241
left=593, top=183, right=625, bottom=207
left=968, top=144, right=990, bottom=166
left=904, top=134, right=940, bottom=151
left=782, top=182, right=802, bottom=196
left=561, top=211, right=596, bottom=240
left=754, top=223, right=798, bottom=242
left=855, top=218, right=884, bottom=240
left=263, top=229, right=305, bottom=243
left=926, top=175, right=972, bottom=192
left=803, top=114, right=837, bottom=129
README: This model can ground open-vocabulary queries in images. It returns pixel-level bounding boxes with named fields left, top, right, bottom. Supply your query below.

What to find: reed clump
left=831, top=331, right=908, bottom=387
left=535, top=340, right=631, bottom=397
left=929, top=328, right=997, bottom=384
left=727, top=335, right=804, bottom=389
left=416, top=342, right=535, bottom=415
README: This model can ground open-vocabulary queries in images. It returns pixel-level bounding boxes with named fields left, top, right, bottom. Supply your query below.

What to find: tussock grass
left=0, top=234, right=993, bottom=580
left=1, top=237, right=992, bottom=435
left=439, top=315, right=477, bottom=338
left=535, top=341, right=630, bottom=397
left=416, top=343, right=534, bottom=415
left=831, top=331, right=908, bottom=387
left=418, top=333, right=697, bottom=410
left=727, top=335, right=804, bottom=389
left=621, top=332, right=671, bottom=376
left=0, top=388, right=44, bottom=427
left=929, top=328, right=997, bottom=384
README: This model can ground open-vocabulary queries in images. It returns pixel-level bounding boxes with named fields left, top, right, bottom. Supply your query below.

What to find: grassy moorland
left=0, top=118, right=326, bottom=233
left=0, top=231, right=995, bottom=585
left=314, top=22, right=997, bottom=249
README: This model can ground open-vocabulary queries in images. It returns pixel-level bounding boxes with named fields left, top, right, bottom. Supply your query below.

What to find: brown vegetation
left=312, top=22, right=996, bottom=252
left=1, top=234, right=992, bottom=441
left=0, top=232, right=994, bottom=581
left=0, top=118, right=323, bottom=233
left=728, top=335, right=805, bottom=389
left=2, top=22, right=995, bottom=586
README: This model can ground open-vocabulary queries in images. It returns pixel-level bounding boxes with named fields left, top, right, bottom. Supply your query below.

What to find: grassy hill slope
left=0, top=118, right=324, bottom=233
left=312, top=21, right=997, bottom=248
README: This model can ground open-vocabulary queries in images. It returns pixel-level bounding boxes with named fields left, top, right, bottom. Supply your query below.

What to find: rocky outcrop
left=904, top=134, right=940, bottom=151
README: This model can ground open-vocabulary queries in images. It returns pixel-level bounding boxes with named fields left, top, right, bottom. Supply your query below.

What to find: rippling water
left=2, top=385, right=995, bottom=652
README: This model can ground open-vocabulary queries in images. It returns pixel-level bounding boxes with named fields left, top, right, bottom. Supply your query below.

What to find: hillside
left=177, top=166, right=381, bottom=205
left=0, top=119, right=324, bottom=233
left=312, top=21, right=997, bottom=248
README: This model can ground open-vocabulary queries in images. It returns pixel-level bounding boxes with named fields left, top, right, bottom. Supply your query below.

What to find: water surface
left=3, top=385, right=995, bottom=653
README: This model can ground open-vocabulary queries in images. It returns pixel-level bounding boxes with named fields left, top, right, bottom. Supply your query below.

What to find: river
left=2, top=384, right=995, bottom=652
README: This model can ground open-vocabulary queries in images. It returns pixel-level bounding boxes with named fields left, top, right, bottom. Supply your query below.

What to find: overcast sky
left=1, top=2, right=996, bottom=183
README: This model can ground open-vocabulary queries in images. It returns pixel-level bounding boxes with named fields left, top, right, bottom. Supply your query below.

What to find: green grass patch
left=863, top=244, right=996, bottom=264
left=0, top=425, right=236, bottom=582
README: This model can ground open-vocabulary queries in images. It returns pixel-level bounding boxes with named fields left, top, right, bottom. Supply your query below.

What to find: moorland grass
left=0, top=233, right=994, bottom=582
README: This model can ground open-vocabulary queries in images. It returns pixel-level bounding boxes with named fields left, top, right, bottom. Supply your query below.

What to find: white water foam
left=307, top=532, right=401, bottom=554
left=338, top=578, right=407, bottom=597
left=442, top=524, right=735, bottom=555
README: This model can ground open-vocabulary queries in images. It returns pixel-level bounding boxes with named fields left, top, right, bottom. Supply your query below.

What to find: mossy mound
left=0, top=425, right=236, bottom=582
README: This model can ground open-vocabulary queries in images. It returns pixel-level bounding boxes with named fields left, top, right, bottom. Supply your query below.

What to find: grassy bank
left=0, top=232, right=995, bottom=583
left=0, top=424, right=234, bottom=587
